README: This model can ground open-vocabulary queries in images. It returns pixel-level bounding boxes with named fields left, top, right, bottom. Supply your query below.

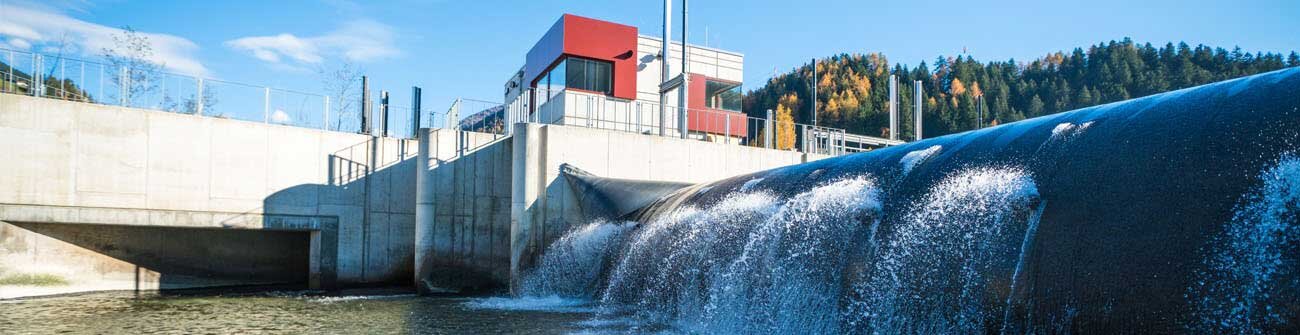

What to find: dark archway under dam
left=1, top=220, right=313, bottom=294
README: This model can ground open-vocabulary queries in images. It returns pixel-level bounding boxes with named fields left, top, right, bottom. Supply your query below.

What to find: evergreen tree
left=744, top=39, right=1294, bottom=140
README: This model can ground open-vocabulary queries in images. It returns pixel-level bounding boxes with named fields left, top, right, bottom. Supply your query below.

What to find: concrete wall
left=415, top=130, right=513, bottom=292
left=0, top=93, right=416, bottom=297
left=413, top=123, right=824, bottom=292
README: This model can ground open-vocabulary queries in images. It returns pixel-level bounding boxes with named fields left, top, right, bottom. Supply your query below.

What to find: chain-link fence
left=440, top=87, right=901, bottom=155
left=1, top=48, right=349, bottom=132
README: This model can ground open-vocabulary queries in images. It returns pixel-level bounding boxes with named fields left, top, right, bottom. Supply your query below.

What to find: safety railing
left=0, top=47, right=351, bottom=133
left=441, top=87, right=901, bottom=155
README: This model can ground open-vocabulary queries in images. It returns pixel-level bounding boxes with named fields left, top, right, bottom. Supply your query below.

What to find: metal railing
left=435, top=87, right=901, bottom=155
left=0, top=47, right=351, bottom=133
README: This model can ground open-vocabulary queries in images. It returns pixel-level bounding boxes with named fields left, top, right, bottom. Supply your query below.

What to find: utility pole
left=977, top=94, right=983, bottom=128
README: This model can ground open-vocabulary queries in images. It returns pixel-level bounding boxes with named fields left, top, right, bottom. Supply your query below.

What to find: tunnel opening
left=1, top=221, right=312, bottom=295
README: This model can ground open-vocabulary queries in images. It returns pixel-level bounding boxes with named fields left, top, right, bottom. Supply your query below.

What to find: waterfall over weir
left=478, top=68, right=1300, bottom=333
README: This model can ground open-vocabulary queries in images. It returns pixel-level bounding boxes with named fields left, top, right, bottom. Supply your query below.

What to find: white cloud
left=0, top=4, right=209, bottom=76
left=225, top=19, right=399, bottom=68
left=5, top=38, right=31, bottom=50
left=271, top=109, right=292, bottom=123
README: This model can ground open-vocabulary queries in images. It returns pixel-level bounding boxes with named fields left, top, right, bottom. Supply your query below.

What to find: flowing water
left=0, top=290, right=593, bottom=334
left=1189, top=155, right=1300, bottom=334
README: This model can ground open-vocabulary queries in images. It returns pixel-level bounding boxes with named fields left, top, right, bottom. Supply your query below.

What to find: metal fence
left=0, top=47, right=350, bottom=132
left=437, top=87, right=902, bottom=155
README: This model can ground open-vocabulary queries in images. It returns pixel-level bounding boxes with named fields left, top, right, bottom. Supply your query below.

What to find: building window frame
left=703, top=78, right=743, bottom=112
left=533, top=55, right=614, bottom=96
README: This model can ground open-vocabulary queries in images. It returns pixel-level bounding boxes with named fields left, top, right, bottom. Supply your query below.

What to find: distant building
left=502, top=14, right=747, bottom=141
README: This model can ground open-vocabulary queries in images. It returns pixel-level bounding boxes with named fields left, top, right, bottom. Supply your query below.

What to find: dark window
left=705, top=80, right=742, bottom=112
left=564, top=57, right=612, bottom=95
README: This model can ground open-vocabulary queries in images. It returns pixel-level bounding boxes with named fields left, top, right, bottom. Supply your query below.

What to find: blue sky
left=2, top=0, right=1297, bottom=115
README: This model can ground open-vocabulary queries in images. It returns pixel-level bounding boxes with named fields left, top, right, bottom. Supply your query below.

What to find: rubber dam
left=508, top=67, right=1300, bottom=333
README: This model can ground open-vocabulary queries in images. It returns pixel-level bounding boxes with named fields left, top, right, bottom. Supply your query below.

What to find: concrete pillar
left=310, top=230, right=323, bottom=289
left=509, top=123, right=545, bottom=293
left=414, top=128, right=434, bottom=292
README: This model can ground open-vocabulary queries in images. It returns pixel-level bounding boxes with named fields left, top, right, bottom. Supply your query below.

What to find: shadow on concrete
left=262, top=136, right=419, bottom=289
left=4, top=221, right=311, bottom=292
left=0, top=137, right=418, bottom=297
left=416, top=133, right=514, bottom=295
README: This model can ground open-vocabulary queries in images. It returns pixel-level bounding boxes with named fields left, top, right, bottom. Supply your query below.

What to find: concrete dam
left=2, top=66, right=1297, bottom=333
left=0, top=88, right=826, bottom=298
left=505, top=68, right=1300, bottom=333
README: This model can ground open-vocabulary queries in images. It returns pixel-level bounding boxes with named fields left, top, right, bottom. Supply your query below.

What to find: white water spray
left=1190, top=154, right=1300, bottom=333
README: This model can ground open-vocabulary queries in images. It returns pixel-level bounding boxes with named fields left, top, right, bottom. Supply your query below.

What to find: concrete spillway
left=516, top=68, right=1300, bottom=332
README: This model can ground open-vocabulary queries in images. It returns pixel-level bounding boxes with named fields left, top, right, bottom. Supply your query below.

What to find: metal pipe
left=678, top=0, right=689, bottom=139
left=914, top=80, right=923, bottom=141
left=324, top=96, right=331, bottom=130
left=889, top=74, right=898, bottom=141
left=411, top=86, right=423, bottom=134
left=812, top=58, right=817, bottom=127
left=263, top=87, right=270, bottom=123
left=659, top=0, right=671, bottom=137
left=32, top=53, right=39, bottom=97
left=361, top=76, right=371, bottom=134
left=765, top=109, right=773, bottom=149
left=196, top=78, right=204, bottom=115
left=380, top=90, right=390, bottom=137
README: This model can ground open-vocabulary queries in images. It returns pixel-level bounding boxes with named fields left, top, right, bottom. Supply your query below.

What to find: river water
left=0, top=290, right=606, bottom=334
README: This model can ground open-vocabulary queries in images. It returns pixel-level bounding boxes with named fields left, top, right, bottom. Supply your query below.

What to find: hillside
left=744, top=39, right=1299, bottom=139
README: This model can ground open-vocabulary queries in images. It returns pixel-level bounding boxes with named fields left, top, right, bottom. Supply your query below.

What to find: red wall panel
left=561, top=14, right=637, bottom=100
left=524, top=14, right=638, bottom=100
left=687, top=73, right=748, bottom=137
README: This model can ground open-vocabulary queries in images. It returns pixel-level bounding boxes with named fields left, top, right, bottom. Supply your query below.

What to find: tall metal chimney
left=889, top=74, right=898, bottom=140
left=361, top=76, right=371, bottom=134
left=914, top=80, right=923, bottom=141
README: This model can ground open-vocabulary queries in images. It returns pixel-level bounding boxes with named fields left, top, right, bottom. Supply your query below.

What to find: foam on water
left=596, top=177, right=881, bottom=333
left=849, top=167, right=1040, bottom=333
left=1189, top=154, right=1300, bottom=333
left=463, top=296, right=595, bottom=313
left=520, top=221, right=636, bottom=299
left=1050, top=121, right=1093, bottom=140
left=899, top=145, right=942, bottom=175
left=308, top=294, right=417, bottom=304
